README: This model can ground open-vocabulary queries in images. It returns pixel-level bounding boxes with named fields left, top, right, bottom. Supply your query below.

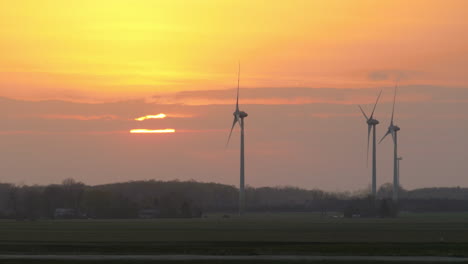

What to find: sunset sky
left=1, top=0, right=468, bottom=190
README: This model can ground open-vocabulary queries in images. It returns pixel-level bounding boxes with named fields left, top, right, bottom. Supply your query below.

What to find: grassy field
left=0, top=212, right=467, bottom=259
left=2, top=261, right=465, bottom=264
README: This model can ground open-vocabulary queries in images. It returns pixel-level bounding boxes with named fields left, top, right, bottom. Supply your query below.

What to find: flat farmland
left=0, top=212, right=467, bottom=257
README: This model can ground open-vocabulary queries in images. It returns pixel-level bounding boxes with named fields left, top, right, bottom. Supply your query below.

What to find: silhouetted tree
left=181, top=201, right=192, bottom=218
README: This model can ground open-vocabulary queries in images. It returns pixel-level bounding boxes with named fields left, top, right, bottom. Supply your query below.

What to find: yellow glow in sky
left=135, top=114, right=167, bottom=121
left=1, top=0, right=467, bottom=101
left=130, top=129, right=175, bottom=134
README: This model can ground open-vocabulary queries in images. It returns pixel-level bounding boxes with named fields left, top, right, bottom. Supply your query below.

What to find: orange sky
left=1, top=0, right=468, bottom=101
left=1, top=1, right=468, bottom=190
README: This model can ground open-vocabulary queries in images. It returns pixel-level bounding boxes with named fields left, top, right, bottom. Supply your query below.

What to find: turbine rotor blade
left=379, top=130, right=391, bottom=144
left=236, top=62, right=240, bottom=111
left=227, top=62, right=241, bottom=148
left=226, top=115, right=239, bottom=147
left=391, top=83, right=397, bottom=125
left=358, top=105, right=369, bottom=121
left=370, top=89, right=383, bottom=119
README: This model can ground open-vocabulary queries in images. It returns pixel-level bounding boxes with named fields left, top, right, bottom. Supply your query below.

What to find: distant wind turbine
left=226, top=63, right=248, bottom=215
left=358, top=90, right=383, bottom=198
left=379, top=85, right=401, bottom=202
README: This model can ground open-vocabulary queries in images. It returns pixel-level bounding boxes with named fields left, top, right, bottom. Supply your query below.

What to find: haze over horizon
left=1, top=0, right=467, bottom=191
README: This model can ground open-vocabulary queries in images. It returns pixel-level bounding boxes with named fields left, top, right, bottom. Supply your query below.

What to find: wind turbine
left=226, top=63, right=248, bottom=215
left=358, top=90, right=383, bottom=198
left=379, top=85, right=401, bottom=202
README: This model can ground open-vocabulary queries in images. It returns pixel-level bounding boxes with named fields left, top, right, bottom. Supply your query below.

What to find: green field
left=0, top=212, right=467, bottom=262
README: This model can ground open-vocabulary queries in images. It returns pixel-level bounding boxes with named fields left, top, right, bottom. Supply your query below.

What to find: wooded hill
left=0, top=179, right=467, bottom=219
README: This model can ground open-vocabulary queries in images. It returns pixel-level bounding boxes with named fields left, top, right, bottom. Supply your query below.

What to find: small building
left=138, top=209, right=160, bottom=219
left=54, top=208, right=76, bottom=219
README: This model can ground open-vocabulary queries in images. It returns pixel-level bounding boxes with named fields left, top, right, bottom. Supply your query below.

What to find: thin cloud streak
left=130, top=129, right=176, bottom=134
left=151, top=86, right=442, bottom=106
left=135, top=113, right=167, bottom=121
left=25, top=114, right=119, bottom=121
left=0, top=130, right=129, bottom=135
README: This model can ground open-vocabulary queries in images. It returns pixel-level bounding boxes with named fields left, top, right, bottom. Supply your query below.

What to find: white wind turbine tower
left=380, top=85, right=401, bottom=202
left=358, top=90, right=383, bottom=198
left=226, top=64, right=248, bottom=215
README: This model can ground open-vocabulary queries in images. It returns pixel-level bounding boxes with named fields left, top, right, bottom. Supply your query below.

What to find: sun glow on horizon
left=135, top=114, right=167, bottom=121
left=130, top=129, right=175, bottom=134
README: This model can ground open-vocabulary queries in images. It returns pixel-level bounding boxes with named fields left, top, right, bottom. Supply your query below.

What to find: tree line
left=0, top=179, right=467, bottom=219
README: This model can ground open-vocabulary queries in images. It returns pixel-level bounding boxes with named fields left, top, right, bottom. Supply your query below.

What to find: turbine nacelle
left=234, top=111, right=248, bottom=118
left=367, top=118, right=379, bottom=125
left=386, top=124, right=400, bottom=133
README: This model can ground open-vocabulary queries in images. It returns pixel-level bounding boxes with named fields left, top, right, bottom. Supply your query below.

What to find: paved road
left=0, top=255, right=467, bottom=262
